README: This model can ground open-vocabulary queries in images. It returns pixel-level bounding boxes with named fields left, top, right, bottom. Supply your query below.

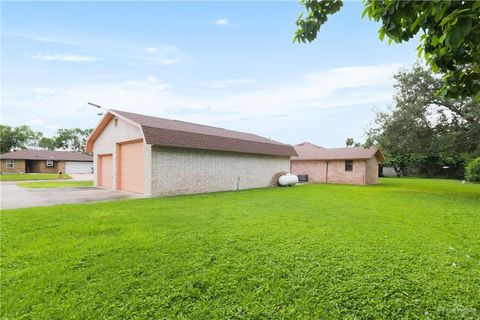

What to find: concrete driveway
left=1, top=181, right=140, bottom=210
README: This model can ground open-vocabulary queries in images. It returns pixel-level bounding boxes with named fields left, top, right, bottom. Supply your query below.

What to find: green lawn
left=0, top=173, right=72, bottom=181
left=1, top=178, right=479, bottom=319
left=17, top=180, right=93, bottom=188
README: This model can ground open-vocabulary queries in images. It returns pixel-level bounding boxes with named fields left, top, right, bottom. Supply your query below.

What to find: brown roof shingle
left=292, top=142, right=384, bottom=161
left=111, top=110, right=297, bottom=157
left=0, top=150, right=93, bottom=161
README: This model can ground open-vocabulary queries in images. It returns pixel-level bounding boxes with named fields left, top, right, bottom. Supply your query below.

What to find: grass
left=0, top=173, right=72, bottom=181
left=16, top=180, right=93, bottom=188
left=1, top=178, right=479, bottom=319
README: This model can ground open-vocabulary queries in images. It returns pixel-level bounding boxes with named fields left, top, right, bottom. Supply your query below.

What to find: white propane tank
left=278, top=173, right=299, bottom=186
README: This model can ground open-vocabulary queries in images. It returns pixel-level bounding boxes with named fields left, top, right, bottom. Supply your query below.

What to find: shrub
left=465, top=158, right=480, bottom=183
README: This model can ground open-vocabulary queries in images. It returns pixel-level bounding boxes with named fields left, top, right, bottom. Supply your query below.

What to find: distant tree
left=39, top=137, right=56, bottom=150
left=465, top=157, right=480, bottom=183
left=0, top=125, right=44, bottom=153
left=0, top=125, right=93, bottom=153
left=345, top=138, right=362, bottom=147
left=53, top=128, right=93, bottom=153
left=345, top=138, right=354, bottom=147
left=294, top=0, right=480, bottom=99
left=0, top=125, right=15, bottom=153
left=366, top=64, right=480, bottom=178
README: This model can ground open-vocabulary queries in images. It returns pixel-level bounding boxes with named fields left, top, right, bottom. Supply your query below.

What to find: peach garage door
left=98, top=154, right=113, bottom=189
left=117, top=140, right=144, bottom=193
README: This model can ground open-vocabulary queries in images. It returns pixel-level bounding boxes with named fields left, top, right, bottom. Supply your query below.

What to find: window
left=345, top=160, right=353, bottom=172
left=6, top=159, right=14, bottom=168
left=114, top=118, right=118, bottom=127
left=46, top=160, right=54, bottom=167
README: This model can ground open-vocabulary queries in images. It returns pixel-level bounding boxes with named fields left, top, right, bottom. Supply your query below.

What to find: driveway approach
left=1, top=181, right=140, bottom=210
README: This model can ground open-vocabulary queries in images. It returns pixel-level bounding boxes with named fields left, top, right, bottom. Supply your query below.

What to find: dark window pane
left=345, top=160, right=353, bottom=171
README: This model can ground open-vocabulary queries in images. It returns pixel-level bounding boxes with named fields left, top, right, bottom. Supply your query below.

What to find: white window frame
left=6, top=159, right=14, bottom=168
left=46, top=160, right=54, bottom=167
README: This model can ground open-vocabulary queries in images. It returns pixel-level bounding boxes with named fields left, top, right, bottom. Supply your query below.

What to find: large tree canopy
left=0, top=126, right=93, bottom=154
left=0, top=125, right=43, bottom=154
left=365, top=64, right=480, bottom=177
left=52, top=128, right=93, bottom=153
left=294, top=0, right=480, bottom=99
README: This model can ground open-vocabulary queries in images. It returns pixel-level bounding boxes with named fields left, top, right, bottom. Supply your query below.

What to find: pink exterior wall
left=326, top=160, right=366, bottom=185
left=291, top=160, right=327, bottom=183
left=117, top=140, right=144, bottom=194
left=365, top=157, right=379, bottom=185
left=291, top=158, right=379, bottom=185
left=92, top=116, right=152, bottom=196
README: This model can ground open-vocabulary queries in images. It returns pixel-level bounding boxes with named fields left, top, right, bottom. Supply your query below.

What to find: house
left=0, top=150, right=93, bottom=174
left=86, top=110, right=297, bottom=196
left=291, top=142, right=385, bottom=185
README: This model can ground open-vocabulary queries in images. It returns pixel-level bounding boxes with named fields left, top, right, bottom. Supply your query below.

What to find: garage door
left=98, top=154, right=113, bottom=189
left=65, top=161, right=93, bottom=174
left=117, top=141, right=143, bottom=193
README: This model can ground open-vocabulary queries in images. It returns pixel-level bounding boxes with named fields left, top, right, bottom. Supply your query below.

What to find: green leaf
left=438, top=32, right=447, bottom=44
left=379, top=27, right=385, bottom=41
left=361, top=6, right=369, bottom=18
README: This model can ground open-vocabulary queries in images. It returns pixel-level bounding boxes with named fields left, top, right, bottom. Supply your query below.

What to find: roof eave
left=375, top=148, right=386, bottom=162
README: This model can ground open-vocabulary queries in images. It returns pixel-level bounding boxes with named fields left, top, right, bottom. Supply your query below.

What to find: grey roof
left=292, top=142, right=384, bottom=161
left=111, top=110, right=297, bottom=157
left=0, top=150, right=93, bottom=161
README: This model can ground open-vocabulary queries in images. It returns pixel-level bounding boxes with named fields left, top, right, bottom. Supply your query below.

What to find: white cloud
left=5, top=32, right=82, bottom=45
left=25, top=118, right=45, bottom=127
left=2, top=63, right=401, bottom=140
left=32, top=88, right=58, bottom=95
left=205, top=78, right=257, bottom=89
left=146, top=45, right=187, bottom=65
left=214, top=18, right=229, bottom=26
left=31, top=53, right=97, bottom=62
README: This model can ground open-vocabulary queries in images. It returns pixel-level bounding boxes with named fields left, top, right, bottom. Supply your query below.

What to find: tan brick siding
left=92, top=116, right=144, bottom=189
left=29, top=160, right=65, bottom=174
left=291, top=160, right=327, bottom=183
left=365, top=157, right=379, bottom=184
left=1, top=159, right=26, bottom=174
left=151, top=146, right=291, bottom=196
left=292, top=158, right=379, bottom=185
left=326, top=160, right=366, bottom=185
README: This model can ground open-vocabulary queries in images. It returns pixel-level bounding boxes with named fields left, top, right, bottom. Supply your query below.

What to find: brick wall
left=151, top=146, right=291, bottom=196
left=365, top=157, right=379, bottom=184
left=29, top=160, right=65, bottom=174
left=0, top=159, right=26, bottom=174
left=292, top=159, right=378, bottom=185
left=291, top=160, right=327, bottom=183
left=326, top=160, right=366, bottom=185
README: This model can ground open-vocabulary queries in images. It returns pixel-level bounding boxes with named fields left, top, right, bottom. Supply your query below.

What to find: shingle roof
left=0, top=150, right=93, bottom=161
left=292, top=142, right=384, bottom=161
left=109, top=110, right=297, bottom=157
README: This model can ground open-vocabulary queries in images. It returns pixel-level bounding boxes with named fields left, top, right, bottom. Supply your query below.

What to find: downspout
left=364, top=161, right=366, bottom=185
left=325, top=161, right=329, bottom=184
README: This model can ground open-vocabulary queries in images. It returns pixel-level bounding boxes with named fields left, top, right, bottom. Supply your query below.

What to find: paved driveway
left=1, top=181, right=140, bottom=210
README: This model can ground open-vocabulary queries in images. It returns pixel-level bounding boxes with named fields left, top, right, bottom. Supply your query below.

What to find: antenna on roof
left=88, top=102, right=105, bottom=109
left=88, top=102, right=106, bottom=116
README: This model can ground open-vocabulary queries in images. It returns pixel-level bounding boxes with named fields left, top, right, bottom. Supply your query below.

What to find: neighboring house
left=380, top=166, right=413, bottom=177
left=291, top=142, right=385, bottom=185
left=0, top=150, right=93, bottom=174
left=381, top=166, right=400, bottom=177
left=86, top=110, right=297, bottom=196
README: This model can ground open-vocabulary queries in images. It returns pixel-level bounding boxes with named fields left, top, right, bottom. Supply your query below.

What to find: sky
left=1, top=1, right=420, bottom=147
